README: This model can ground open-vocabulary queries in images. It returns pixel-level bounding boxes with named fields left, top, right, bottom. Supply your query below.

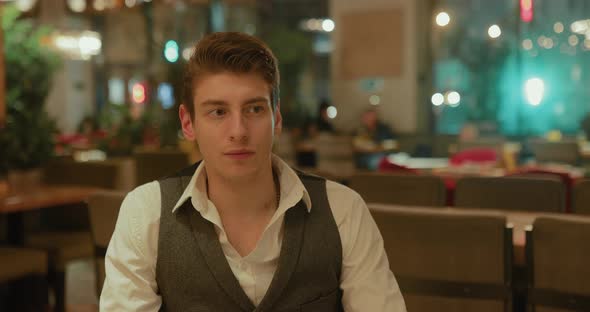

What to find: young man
left=101, top=32, right=406, bottom=311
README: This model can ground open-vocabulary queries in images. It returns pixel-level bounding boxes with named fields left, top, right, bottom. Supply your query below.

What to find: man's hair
left=182, top=32, right=280, bottom=118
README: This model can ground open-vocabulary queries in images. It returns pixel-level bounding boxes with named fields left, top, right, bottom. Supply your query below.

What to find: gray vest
left=155, top=163, right=343, bottom=311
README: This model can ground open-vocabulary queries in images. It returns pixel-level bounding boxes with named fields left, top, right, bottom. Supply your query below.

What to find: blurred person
left=316, top=98, right=335, bottom=133
left=354, top=108, right=396, bottom=169
left=458, top=122, right=479, bottom=142
left=101, top=32, right=406, bottom=312
left=357, top=108, right=395, bottom=144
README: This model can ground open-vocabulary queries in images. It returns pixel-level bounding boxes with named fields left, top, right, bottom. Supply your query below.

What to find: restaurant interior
left=1, top=0, right=590, bottom=311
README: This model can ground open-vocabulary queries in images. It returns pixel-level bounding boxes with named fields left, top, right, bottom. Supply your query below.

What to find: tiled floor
left=64, top=259, right=98, bottom=312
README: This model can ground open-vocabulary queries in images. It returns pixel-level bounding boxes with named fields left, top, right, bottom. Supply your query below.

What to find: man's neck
left=205, top=166, right=279, bottom=219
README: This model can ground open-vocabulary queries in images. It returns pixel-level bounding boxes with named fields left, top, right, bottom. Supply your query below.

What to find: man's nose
left=228, top=112, right=248, bottom=142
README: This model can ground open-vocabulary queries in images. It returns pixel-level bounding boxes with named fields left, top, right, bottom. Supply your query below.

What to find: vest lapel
left=255, top=201, right=307, bottom=312
left=188, top=206, right=256, bottom=311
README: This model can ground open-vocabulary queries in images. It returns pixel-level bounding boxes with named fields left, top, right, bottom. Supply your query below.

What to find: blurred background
left=2, top=1, right=590, bottom=311
left=1, top=0, right=590, bottom=163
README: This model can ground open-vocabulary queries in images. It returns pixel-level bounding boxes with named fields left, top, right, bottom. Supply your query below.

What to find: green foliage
left=96, top=102, right=179, bottom=156
left=0, top=5, right=61, bottom=173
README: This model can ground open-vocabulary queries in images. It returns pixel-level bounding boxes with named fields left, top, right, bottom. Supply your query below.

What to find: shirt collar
left=171, top=155, right=312, bottom=214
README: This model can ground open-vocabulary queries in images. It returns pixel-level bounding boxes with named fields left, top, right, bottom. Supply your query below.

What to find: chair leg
left=53, top=271, right=66, bottom=312
left=0, top=275, right=49, bottom=312
left=27, top=274, right=50, bottom=312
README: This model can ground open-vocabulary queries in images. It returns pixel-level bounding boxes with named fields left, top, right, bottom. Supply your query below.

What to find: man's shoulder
left=325, top=179, right=363, bottom=206
left=119, top=181, right=162, bottom=225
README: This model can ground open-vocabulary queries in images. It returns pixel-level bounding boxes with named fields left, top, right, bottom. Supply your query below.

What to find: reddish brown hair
left=182, top=32, right=280, bottom=118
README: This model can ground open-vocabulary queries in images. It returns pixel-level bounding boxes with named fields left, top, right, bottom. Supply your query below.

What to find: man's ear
left=273, top=102, right=282, bottom=137
left=179, top=104, right=196, bottom=140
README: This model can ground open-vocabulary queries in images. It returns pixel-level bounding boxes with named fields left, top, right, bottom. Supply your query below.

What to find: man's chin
left=220, top=163, right=261, bottom=180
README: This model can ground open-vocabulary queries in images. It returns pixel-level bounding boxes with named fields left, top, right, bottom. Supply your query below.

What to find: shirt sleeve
left=327, top=182, right=406, bottom=312
left=100, top=182, right=162, bottom=311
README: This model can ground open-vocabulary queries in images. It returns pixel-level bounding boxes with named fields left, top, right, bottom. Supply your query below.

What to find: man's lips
left=224, top=150, right=254, bottom=155
left=224, top=150, right=255, bottom=159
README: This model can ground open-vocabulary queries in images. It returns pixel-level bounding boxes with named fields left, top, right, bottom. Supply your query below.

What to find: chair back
left=134, top=149, right=191, bottom=186
left=573, top=180, right=590, bottom=215
left=44, top=157, right=135, bottom=191
left=455, top=177, right=566, bottom=212
left=527, top=215, right=590, bottom=312
left=457, top=137, right=505, bottom=153
left=529, top=140, right=580, bottom=165
left=87, top=190, right=126, bottom=296
left=314, top=134, right=355, bottom=175
left=369, top=204, right=511, bottom=312
left=350, top=173, right=446, bottom=206
left=274, top=132, right=296, bottom=166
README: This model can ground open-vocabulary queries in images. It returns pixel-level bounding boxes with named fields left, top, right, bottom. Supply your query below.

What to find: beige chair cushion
left=351, top=173, right=446, bottom=206
left=455, top=177, right=565, bottom=212
left=87, top=190, right=126, bottom=295
left=88, top=191, right=126, bottom=247
left=369, top=204, right=507, bottom=282
left=26, top=231, right=93, bottom=271
left=369, top=204, right=508, bottom=312
left=313, top=134, right=355, bottom=174
left=573, top=180, right=590, bottom=215
left=532, top=216, right=590, bottom=295
left=457, top=137, right=505, bottom=151
left=0, top=248, right=47, bottom=282
left=529, top=139, right=580, bottom=165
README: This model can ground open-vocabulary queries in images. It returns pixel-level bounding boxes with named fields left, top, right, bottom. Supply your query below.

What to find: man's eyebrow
left=199, top=99, right=228, bottom=107
left=198, top=97, right=269, bottom=107
left=243, top=97, right=269, bottom=105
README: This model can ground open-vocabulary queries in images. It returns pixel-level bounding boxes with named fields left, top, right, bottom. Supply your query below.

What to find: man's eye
left=247, top=105, right=265, bottom=114
left=210, top=109, right=226, bottom=117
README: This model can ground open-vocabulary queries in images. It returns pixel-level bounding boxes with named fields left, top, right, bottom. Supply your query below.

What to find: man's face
left=180, top=72, right=282, bottom=181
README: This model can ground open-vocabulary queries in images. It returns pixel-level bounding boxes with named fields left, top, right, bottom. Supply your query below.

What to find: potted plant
left=0, top=5, right=60, bottom=191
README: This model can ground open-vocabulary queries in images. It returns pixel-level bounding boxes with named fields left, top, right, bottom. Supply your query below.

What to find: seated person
left=354, top=108, right=395, bottom=169
left=100, top=32, right=406, bottom=312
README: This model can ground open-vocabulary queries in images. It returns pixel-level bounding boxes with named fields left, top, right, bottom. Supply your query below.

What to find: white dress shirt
left=100, top=155, right=406, bottom=311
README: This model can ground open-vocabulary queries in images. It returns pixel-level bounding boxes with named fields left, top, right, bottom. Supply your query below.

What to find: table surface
left=0, top=185, right=100, bottom=214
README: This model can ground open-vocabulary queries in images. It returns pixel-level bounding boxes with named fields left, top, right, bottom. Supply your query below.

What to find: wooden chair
left=350, top=173, right=446, bottom=207
left=455, top=177, right=566, bottom=213
left=0, top=247, right=48, bottom=311
left=314, top=134, right=355, bottom=176
left=24, top=158, right=132, bottom=311
left=133, top=149, right=191, bottom=186
left=87, top=190, right=126, bottom=296
left=273, top=132, right=296, bottom=166
left=457, top=137, right=506, bottom=153
left=369, top=204, right=512, bottom=312
left=43, top=157, right=135, bottom=191
left=572, top=180, right=590, bottom=215
left=526, top=215, right=590, bottom=311
left=529, top=139, right=580, bottom=165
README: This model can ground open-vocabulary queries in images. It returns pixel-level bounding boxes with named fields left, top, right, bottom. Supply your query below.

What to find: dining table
left=0, top=185, right=100, bottom=244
